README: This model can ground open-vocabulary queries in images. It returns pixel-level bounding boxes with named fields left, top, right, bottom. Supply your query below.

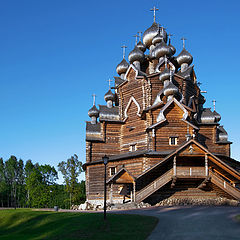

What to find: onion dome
left=218, top=126, right=228, bottom=141
left=152, top=33, right=162, bottom=45
left=116, top=58, right=129, bottom=75
left=154, top=41, right=172, bottom=59
left=176, top=48, right=193, bottom=66
left=136, top=41, right=146, bottom=52
left=104, top=89, right=114, bottom=102
left=128, top=46, right=145, bottom=63
left=142, top=22, right=159, bottom=48
left=213, top=110, right=221, bottom=122
left=198, top=94, right=206, bottom=105
left=88, top=105, right=99, bottom=118
left=159, top=67, right=171, bottom=82
left=200, top=108, right=215, bottom=123
left=164, top=82, right=178, bottom=97
left=169, top=43, right=176, bottom=55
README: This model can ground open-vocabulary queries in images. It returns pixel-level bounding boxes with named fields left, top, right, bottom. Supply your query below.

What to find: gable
left=115, top=171, right=134, bottom=184
left=125, top=64, right=137, bottom=81
left=124, top=96, right=141, bottom=121
left=107, top=168, right=135, bottom=184
left=148, top=98, right=191, bottom=130
left=178, top=143, right=206, bottom=156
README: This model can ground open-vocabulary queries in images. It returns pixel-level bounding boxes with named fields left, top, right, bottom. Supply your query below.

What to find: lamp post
left=103, top=155, right=109, bottom=221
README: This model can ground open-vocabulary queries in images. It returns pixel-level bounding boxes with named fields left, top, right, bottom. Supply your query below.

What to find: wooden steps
left=210, top=170, right=240, bottom=200
left=135, top=169, right=173, bottom=203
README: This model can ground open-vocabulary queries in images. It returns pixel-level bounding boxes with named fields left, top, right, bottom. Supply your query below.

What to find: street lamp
left=103, top=155, right=109, bottom=220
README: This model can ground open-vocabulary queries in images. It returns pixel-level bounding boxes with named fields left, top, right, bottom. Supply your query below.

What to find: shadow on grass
left=0, top=210, right=158, bottom=240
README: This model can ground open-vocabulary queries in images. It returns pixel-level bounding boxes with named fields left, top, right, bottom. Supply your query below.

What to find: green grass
left=0, top=209, right=158, bottom=240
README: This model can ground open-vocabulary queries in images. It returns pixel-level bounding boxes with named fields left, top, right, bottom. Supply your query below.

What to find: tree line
left=0, top=154, right=85, bottom=209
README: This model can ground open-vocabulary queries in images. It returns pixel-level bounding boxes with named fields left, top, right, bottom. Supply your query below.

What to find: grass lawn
left=0, top=209, right=158, bottom=240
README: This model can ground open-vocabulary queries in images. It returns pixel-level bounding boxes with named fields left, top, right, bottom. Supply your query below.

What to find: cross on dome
left=121, top=45, right=127, bottom=59
left=92, top=94, right=96, bottom=106
left=133, top=34, right=138, bottom=45
left=168, top=33, right=173, bottom=40
left=137, top=31, right=142, bottom=41
left=212, top=100, right=216, bottom=111
left=107, top=79, right=112, bottom=89
left=150, top=6, right=159, bottom=22
left=181, top=37, right=187, bottom=49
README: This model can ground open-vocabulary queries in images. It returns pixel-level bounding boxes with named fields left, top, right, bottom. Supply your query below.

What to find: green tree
left=0, top=158, right=7, bottom=207
left=58, top=154, right=83, bottom=207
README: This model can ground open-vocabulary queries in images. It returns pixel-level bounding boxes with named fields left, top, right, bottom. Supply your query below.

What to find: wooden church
left=83, top=8, right=240, bottom=206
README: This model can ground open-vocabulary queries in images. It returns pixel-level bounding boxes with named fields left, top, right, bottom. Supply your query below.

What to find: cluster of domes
left=200, top=108, right=221, bottom=124
left=88, top=88, right=115, bottom=124
left=115, top=18, right=194, bottom=79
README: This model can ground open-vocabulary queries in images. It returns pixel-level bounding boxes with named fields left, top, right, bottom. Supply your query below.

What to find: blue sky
left=0, top=0, right=240, bottom=182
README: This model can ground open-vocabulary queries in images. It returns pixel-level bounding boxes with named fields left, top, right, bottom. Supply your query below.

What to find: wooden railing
left=210, top=170, right=240, bottom=200
left=135, top=169, right=173, bottom=203
left=176, top=167, right=206, bottom=177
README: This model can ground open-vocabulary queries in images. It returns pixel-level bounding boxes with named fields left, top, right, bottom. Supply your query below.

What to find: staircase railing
left=136, top=169, right=173, bottom=203
left=209, top=170, right=240, bottom=200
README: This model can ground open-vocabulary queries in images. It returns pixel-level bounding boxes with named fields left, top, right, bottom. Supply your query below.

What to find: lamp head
left=102, top=155, right=109, bottom=165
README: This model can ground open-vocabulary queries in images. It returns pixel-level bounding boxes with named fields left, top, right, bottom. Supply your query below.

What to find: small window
left=169, top=137, right=178, bottom=145
left=130, top=144, right=136, bottom=152
left=110, top=167, right=116, bottom=176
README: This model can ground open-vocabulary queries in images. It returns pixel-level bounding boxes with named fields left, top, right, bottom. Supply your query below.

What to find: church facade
left=83, top=11, right=240, bottom=205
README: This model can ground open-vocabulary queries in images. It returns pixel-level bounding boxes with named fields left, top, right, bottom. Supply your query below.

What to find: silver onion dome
left=154, top=41, right=172, bottom=59
left=218, top=126, right=228, bottom=141
left=88, top=105, right=99, bottom=118
left=159, top=67, right=171, bottom=82
left=116, top=58, right=129, bottom=75
left=128, top=46, right=145, bottom=63
left=142, top=22, right=159, bottom=48
left=198, top=94, right=206, bottom=105
left=164, top=82, right=178, bottom=97
left=213, top=110, right=221, bottom=122
left=136, top=41, right=146, bottom=52
left=169, top=43, right=176, bottom=55
left=152, top=33, right=162, bottom=46
left=176, top=48, right=193, bottom=65
left=200, top=108, right=216, bottom=124
left=104, top=89, right=115, bottom=102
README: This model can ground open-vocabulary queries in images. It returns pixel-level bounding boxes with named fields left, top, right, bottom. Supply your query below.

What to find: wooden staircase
left=210, top=170, right=240, bottom=200
left=135, top=169, right=173, bottom=203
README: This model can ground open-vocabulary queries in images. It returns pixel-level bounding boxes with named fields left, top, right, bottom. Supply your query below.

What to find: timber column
left=205, top=154, right=208, bottom=176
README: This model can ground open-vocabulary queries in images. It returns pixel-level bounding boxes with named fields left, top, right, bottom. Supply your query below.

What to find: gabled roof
left=147, top=98, right=198, bottom=130
left=137, top=139, right=240, bottom=180
left=107, top=168, right=135, bottom=184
